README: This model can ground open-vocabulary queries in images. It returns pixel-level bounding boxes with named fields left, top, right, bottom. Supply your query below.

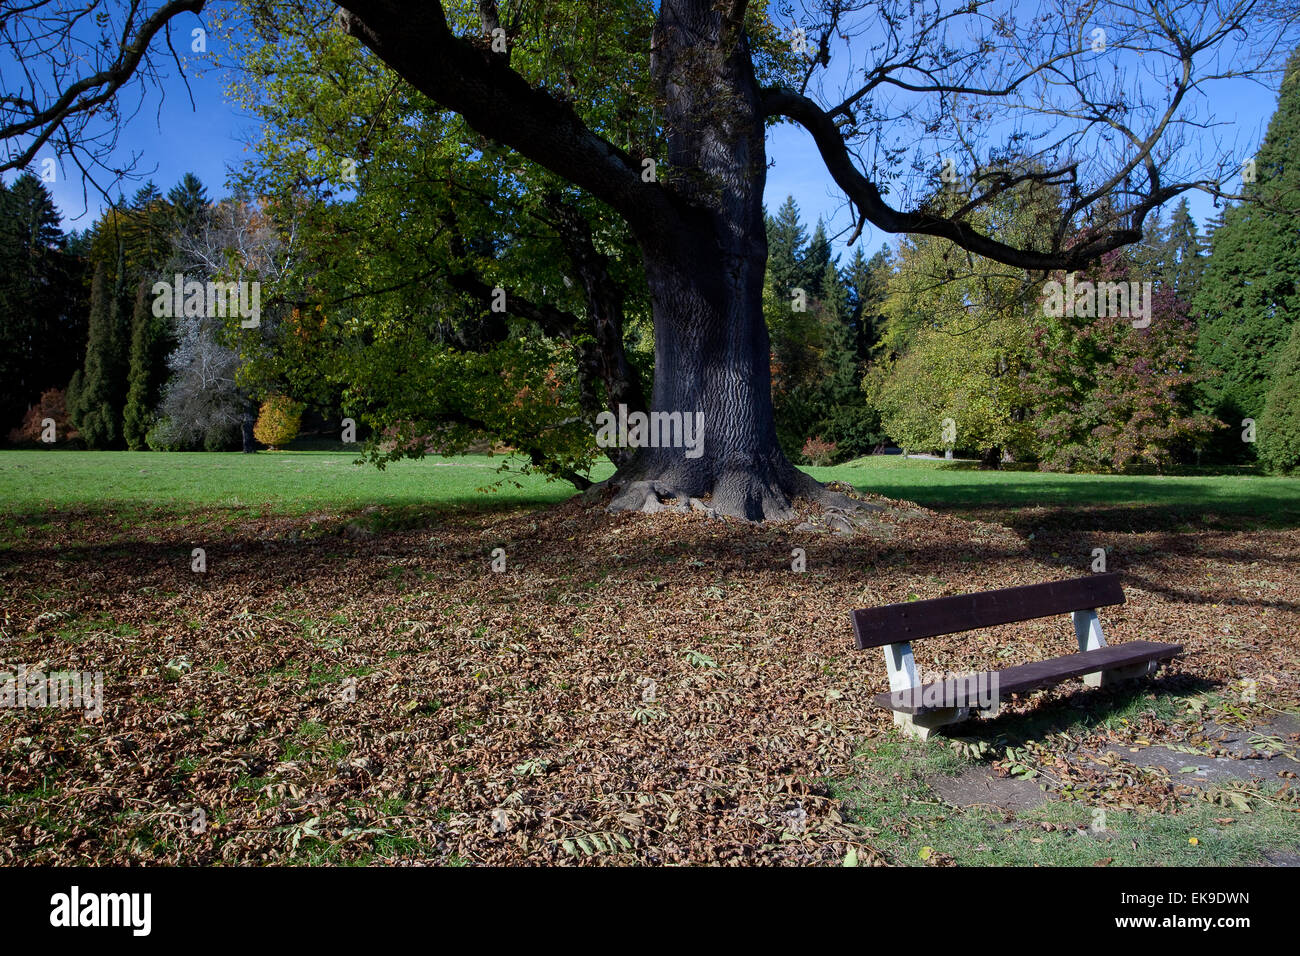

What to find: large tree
left=1194, top=45, right=1300, bottom=449
left=4, top=0, right=1296, bottom=517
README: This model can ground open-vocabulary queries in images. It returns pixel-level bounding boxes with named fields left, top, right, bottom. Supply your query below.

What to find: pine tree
left=123, top=281, right=164, bottom=450
left=817, top=256, right=884, bottom=458
left=820, top=259, right=856, bottom=404
left=1258, top=320, right=1300, bottom=473
left=765, top=196, right=808, bottom=300
left=1163, top=199, right=1205, bottom=299
left=1195, top=46, right=1300, bottom=450
left=845, top=245, right=890, bottom=364
left=0, top=173, right=85, bottom=432
left=803, top=220, right=832, bottom=297
left=167, top=173, right=210, bottom=229
left=72, top=260, right=128, bottom=448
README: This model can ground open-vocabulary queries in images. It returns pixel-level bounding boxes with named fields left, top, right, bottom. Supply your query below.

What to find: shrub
left=801, top=435, right=838, bottom=466
left=145, top=417, right=185, bottom=452
left=7, top=388, right=77, bottom=445
left=253, top=395, right=305, bottom=450
left=204, top=422, right=242, bottom=452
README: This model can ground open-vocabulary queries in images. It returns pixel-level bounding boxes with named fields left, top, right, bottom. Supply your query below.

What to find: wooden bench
left=850, top=573, right=1182, bottom=739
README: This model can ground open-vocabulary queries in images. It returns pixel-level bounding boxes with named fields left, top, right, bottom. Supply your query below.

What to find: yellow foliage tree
left=253, top=395, right=304, bottom=450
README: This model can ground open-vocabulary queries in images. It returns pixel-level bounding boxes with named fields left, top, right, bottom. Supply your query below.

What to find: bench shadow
left=934, top=672, right=1223, bottom=744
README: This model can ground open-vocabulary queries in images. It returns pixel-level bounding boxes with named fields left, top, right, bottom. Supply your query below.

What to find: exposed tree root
left=585, top=460, right=881, bottom=524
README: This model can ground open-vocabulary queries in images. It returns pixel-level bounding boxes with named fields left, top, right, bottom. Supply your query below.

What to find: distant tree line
left=2, top=49, right=1297, bottom=475
left=762, top=47, right=1300, bottom=474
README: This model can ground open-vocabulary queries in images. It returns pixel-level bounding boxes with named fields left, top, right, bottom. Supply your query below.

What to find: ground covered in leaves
left=2, top=489, right=1298, bottom=865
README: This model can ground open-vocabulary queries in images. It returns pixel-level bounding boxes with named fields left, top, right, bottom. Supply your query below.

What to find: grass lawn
left=0, top=449, right=607, bottom=517
left=835, top=729, right=1300, bottom=867
left=2, top=449, right=1296, bottom=528
left=808, top=455, right=1300, bottom=528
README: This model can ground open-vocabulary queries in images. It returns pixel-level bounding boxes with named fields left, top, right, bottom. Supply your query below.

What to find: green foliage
left=1025, top=253, right=1218, bottom=473
left=1258, top=321, right=1300, bottom=474
left=1194, top=47, right=1300, bottom=445
left=145, top=417, right=184, bottom=452
left=123, top=282, right=167, bottom=450
left=765, top=197, right=805, bottom=293
left=61, top=172, right=209, bottom=450
left=71, top=261, right=127, bottom=449
left=762, top=198, right=884, bottom=460
left=867, top=184, right=1047, bottom=461
left=0, top=173, right=87, bottom=433
left=254, top=395, right=305, bottom=449
left=223, top=0, right=663, bottom=483
left=167, top=173, right=210, bottom=229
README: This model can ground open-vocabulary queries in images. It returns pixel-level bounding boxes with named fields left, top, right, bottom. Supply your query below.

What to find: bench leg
left=893, top=706, right=971, bottom=741
left=1072, top=608, right=1108, bottom=687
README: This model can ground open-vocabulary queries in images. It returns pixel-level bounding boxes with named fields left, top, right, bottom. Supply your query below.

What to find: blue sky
left=7, top=7, right=1288, bottom=260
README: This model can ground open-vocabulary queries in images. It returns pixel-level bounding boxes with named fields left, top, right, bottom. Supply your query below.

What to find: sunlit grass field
left=0, top=449, right=1296, bottom=526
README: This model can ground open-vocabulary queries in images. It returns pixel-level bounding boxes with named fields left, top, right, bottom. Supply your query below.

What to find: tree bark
left=591, top=2, right=825, bottom=520
left=241, top=397, right=257, bottom=453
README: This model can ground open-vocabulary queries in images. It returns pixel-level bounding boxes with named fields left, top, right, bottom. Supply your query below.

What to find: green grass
left=807, top=455, right=1300, bottom=526
left=2, top=449, right=1296, bottom=526
left=834, top=735, right=1300, bottom=866
left=0, top=449, right=613, bottom=518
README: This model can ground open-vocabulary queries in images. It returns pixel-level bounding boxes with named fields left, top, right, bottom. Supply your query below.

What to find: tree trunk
left=594, top=3, right=825, bottom=521
left=241, top=398, right=257, bottom=453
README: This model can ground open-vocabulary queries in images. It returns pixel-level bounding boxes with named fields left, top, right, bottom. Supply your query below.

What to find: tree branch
left=760, top=86, right=1191, bottom=271
left=334, top=0, right=682, bottom=241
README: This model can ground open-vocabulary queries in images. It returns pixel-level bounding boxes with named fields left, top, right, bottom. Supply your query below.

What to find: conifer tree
left=1258, top=320, right=1300, bottom=473
left=123, top=281, right=165, bottom=450
left=1195, top=46, right=1300, bottom=449
left=72, top=260, right=127, bottom=448
left=765, top=196, right=808, bottom=301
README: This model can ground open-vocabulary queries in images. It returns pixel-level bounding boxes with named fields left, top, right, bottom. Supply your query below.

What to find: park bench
left=850, top=572, right=1182, bottom=739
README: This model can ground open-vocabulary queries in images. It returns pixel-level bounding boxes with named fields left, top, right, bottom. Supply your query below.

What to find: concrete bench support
left=1073, top=608, right=1106, bottom=687
left=882, top=640, right=975, bottom=740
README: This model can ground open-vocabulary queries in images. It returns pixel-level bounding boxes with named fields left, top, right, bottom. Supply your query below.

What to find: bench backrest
left=850, top=573, right=1125, bottom=650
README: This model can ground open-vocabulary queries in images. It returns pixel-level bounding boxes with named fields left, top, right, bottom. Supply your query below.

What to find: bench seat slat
left=851, top=573, right=1125, bottom=649
left=873, top=640, right=1181, bottom=714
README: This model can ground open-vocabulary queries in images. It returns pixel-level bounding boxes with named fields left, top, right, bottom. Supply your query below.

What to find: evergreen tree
left=123, top=281, right=166, bottom=450
left=845, top=245, right=889, bottom=364
left=803, top=220, right=832, bottom=297
left=1258, top=320, right=1300, bottom=473
left=167, top=173, right=210, bottom=230
left=71, top=260, right=128, bottom=448
left=132, top=181, right=162, bottom=207
left=765, top=196, right=808, bottom=300
left=820, top=259, right=855, bottom=404
left=816, top=256, right=884, bottom=458
left=1162, top=199, right=1205, bottom=299
left=1195, top=46, right=1300, bottom=453
left=0, top=173, right=87, bottom=432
